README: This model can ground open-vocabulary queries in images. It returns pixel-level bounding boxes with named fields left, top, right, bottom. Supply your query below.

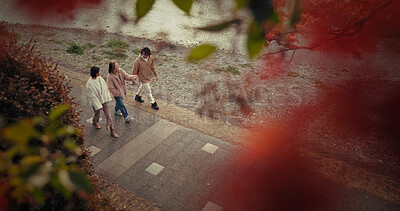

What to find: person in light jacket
left=86, top=66, right=119, bottom=138
left=107, top=61, right=137, bottom=123
left=132, top=47, right=159, bottom=110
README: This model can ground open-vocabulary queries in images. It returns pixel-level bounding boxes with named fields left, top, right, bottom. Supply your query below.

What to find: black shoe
left=151, top=102, right=159, bottom=110
left=135, top=95, right=144, bottom=103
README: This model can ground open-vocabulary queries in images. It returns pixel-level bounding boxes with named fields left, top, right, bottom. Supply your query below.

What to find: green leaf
left=187, top=44, right=217, bottom=61
left=3, top=120, right=40, bottom=144
left=235, top=0, right=249, bottom=10
left=51, top=176, right=72, bottom=199
left=31, top=188, right=45, bottom=205
left=49, top=104, right=70, bottom=121
left=63, top=140, right=78, bottom=151
left=136, top=0, right=156, bottom=20
left=21, top=155, right=43, bottom=166
left=247, top=21, right=266, bottom=59
left=198, top=19, right=239, bottom=32
left=68, top=170, right=94, bottom=193
left=269, top=12, right=280, bottom=24
left=58, top=169, right=75, bottom=192
left=172, top=0, right=193, bottom=14
left=28, top=173, right=50, bottom=188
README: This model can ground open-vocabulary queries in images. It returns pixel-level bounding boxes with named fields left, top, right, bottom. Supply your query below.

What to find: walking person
left=86, top=66, right=119, bottom=138
left=107, top=61, right=137, bottom=123
left=132, top=47, right=159, bottom=110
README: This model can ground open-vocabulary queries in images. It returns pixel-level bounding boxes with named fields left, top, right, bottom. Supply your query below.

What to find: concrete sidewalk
left=71, top=85, right=400, bottom=211
left=74, top=85, right=239, bottom=210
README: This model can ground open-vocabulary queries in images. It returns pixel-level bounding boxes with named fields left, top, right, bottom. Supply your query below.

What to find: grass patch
left=216, top=66, right=240, bottom=75
left=51, top=39, right=66, bottom=45
left=84, top=43, right=96, bottom=49
left=103, top=50, right=128, bottom=59
left=106, top=38, right=129, bottom=49
left=91, top=55, right=102, bottom=61
left=132, top=48, right=141, bottom=54
left=66, top=42, right=95, bottom=55
left=172, top=65, right=178, bottom=68
left=66, top=43, right=84, bottom=55
left=287, top=71, right=300, bottom=77
left=226, top=66, right=240, bottom=75
left=46, top=32, right=56, bottom=37
left=239, top=63, right=252, bottom=68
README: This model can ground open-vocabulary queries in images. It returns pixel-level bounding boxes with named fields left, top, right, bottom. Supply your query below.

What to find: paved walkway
left=71, top=85, right=400, bottom=211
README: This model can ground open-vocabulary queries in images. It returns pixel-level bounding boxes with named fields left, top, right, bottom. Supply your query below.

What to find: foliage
left=66, top=43, right=84, bottom=55
left=133, top=0, right=400, bottom=60
left=83, top=43, right=95, bottom=49
left=132, top=48, right=141, bottom=54
left=103, top=38, right=129, bottom=60
left=0, top=24, right=92, bottom=210
left=66, top=42, right=95, bottom=55
left=136, top=0, right=156, bottom=20
left=217, top=66, right=241, bottom=75
left=105, top=38, right=129, bottom=49
left=103, top=50, right=128, bottom=60
left=0, top=105, right=93, bottom=210
left=136, top=0, right=193, bottom=21
left=268, top=0, right=400, bottom=59
left=227, top=66, right=241, bottom=75
left=0, top=27, right=81, bottom=129
left=171, top=0, right=193, bottom=14
left=186, top=44, right=216, bottom=61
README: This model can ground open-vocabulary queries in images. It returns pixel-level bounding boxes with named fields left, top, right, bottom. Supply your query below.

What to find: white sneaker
left=115, top=110, right=122, bottom=116
left=124, top=115, right=134, bottom=123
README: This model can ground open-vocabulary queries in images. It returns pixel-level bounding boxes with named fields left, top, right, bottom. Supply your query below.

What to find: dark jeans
left=114, top=97, right=128, bottom=118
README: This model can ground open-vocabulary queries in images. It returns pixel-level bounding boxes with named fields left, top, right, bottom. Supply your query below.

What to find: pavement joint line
left=99, top=119, right=178, bottom=179
left=97, top=159, right=117, bottom=172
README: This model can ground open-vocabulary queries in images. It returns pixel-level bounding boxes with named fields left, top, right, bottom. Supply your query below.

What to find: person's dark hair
left=108, top=61, right=116, bottom=73
left=90, top=66, right=100, bottom=78
left=140, top=47, right=151, bottom=56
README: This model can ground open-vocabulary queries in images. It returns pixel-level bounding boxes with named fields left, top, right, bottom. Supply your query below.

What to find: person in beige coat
left=132, top=47, right=159, bottom=110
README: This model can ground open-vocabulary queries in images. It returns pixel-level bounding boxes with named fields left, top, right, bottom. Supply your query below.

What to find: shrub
left=227, top=66, right=240, bottom=75
left=66, top=43, right=84, bottom=55
left=0, top=24, right=92, bottom=210
left=103, top=50, right=128, bottom=59
left=83, top=43, right=95, bottom=49
left=0, top=105, right=93, bottom=210
left=132, top=48, right=140, bottom=54
left=105, top=38, right=129, bottom=49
